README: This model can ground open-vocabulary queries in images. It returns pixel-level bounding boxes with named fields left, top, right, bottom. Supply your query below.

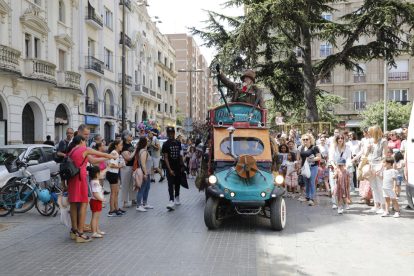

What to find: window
left=389, top=89, right=409, bottom=103
left=105, top=9, right=113, bottom=29
left=150, top=79, right=153, bottom=89
left=322, top=13, right=332, bottom=21
left=220, top=137, right=265, bottom=156
left=164, top=57, right=167, bottom=66
left=170, top=62, right=173, bottom=70
left=58, top=49, right=65, bottom=71
left=296, top=47, right=302, bottom=58
left=135, top=70, right=138, bottom=83
left=170, top=106, right=173, bottom=114
left=158, top=51, right=161, bottom=61
left=59, top=0, right=65, bottom=23
left=104, top=48, right=112, bottom=70
left=354, top=91, right=366, bottom=110
left=389, top=60, right=409, bottom=81
left=170, top=84, right=173, bottom=94
left=354, top=63, right=366, bottom=82
left=34, top=38, right=40, bottom=59
left=165, top=81, right=168, bottom=91
left=25, top=34, right=30, bottom=59
left=158, top=76, right=161, bottom=88
left=320, top=44, right=332, bottom=57
left=27, top=148, right=45, bottom=164
left=165, top=104, right=168, bottom=112
left=320, top=71, right=332, bottom=84
left=43, top=147, right=54, bottom=162
left=34, top=0, right=41, bottom=6
left=158, top=104, right=161, bottom=112
left=143, top=75, right=146, bottom=85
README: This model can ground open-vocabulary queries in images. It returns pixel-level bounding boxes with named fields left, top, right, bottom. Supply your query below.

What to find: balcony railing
left=157, top=93, right=162, bottom=100
left=85, top=8, right=103, bottom=30
left=85, top=56, right=104, bottom=76
left=150, top=90, right=156, bottom=97
left=0, top=45, right=21, bottom=73
left=391, top=100, right=411, bottom=106
left=119, top=32, right=132, bottom=49
left=57, top=71, right=81, bottom=89
left=388, top=72, right=409, bottom=81
left=86, top=100, right=98, bottom=114
left=354, top=74, right=366, bottom=83
left=320, top=77, right=331, bottom=84
left=119, top=0, right=131, bottom=11
left=104, top=104, right=114, bottom=116
left=142, top=86, right=149, bottom=94
left=25, top=59, right=56, bottom=83
left=354, top=102, right=366, bottom=110
left=118, top=73, right=132, bottom=87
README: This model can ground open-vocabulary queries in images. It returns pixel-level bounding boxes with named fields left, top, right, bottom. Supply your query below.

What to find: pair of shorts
left=152, top=156, right=160, bottom=169
left=298, top=175, right=305, bottom=187
left=317, top=178, right=324, bottom=183
left=90, top=198, right=102, bottom=212
left=397, top=176, right=403, bottom=186
left=383, top=189, right=397, bottom=199
left=106, top=172, right=119, bottom=184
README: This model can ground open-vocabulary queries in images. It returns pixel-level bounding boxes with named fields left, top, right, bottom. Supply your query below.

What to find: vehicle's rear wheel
left=270, top=196, right=286, bottom=231
left=0, top=191, right=14, bottom=217
left=2, top=180, right=36, bottom=213
left=35, top=196, right=56, bottom=216
left=204, top=197, right=222, bottom=229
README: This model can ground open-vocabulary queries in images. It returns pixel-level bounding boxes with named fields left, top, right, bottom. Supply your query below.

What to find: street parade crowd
left=270, top=120, right=409, bottom=217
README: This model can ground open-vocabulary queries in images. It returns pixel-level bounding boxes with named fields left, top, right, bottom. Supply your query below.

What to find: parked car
left=0, top=145, right=59, bottom=188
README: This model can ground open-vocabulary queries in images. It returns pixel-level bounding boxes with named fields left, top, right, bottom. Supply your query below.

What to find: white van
left=406, top=107, right=414, bottom=207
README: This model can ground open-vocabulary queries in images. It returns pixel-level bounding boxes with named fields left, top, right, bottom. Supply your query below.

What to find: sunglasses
left=337, top=137, right=344, bottom=140
left=303, top=138, right=309, bottom=141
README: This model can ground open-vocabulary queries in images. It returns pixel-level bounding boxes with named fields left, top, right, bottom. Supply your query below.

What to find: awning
left=345, top=119, right=363, bottom=128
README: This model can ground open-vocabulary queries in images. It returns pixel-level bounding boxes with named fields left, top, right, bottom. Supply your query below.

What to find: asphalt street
left=0, top=175, right=413, bottom=276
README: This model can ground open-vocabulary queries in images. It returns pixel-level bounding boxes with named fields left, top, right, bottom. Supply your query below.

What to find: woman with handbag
left=365, top=125, right=388, bottom=214
left=299, top=134, right=322, bottom=206
left=135, top=136, right=153, bottom=212
left=328, top=132, right=352, bottom=209
left=64, top=135, right=116, bottom=243
left=120, top=130, right=137, bottom=208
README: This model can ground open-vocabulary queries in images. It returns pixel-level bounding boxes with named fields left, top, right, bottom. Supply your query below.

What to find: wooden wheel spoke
left=250, top=168, right=258, bottom=173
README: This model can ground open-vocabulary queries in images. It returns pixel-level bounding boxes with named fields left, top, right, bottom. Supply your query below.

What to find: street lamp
left=178, top=68, right=204, bottom=120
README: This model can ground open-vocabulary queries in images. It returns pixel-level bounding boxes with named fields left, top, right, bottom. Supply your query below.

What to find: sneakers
left=118, top=209, right=126, bottom=214
left=143, top=204, right=154, bottom=209
left=167, top=201, right=175, bottom=210
left=343, top=205, right=348, bottom=213
left=367, top=207, right=379, bottom=213
left=287, top=193, right=291, bottom=198
left=346, top=205, right=351, bottom=210
left=350, top=192, right=358, bottom=196
left=136, top=206, right=147, bottom=212
left=375, top=208, right=385, bottom=214
left=308, top=200, right=314, bottom=206
left=393, top=211, right=401, bottom=218
left=159, top=176, right=165, bottom=182
left=338, top=207, right=343, bottom=214
left=381, top=212, right=391, bottom=217
left=108, top=211, right=119, bottom=217
left=291, top=193, right=295, bottom=198
left=332, top=204, right=338, bottom=209
left=175, top=196, right=181, bottom=205
left=297, top=197, right=303, bottom=201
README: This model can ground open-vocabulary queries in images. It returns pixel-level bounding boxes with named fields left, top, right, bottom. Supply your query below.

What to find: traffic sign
left=185, top=126, right=193, bottom=132
left=185, top=118, right=193, bottom=126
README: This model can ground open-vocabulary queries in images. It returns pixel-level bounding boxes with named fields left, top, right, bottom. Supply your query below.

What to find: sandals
left=70, top=229, right=77, bottom=240
left=91, top=233, right=103, bottom=238
left=358, top=200, right=368, bottom=204
left=97, top=230, right=106, bottom=235
left=75, top=231, right=92, bottom=243
left=308, top=200, right=314, bottom=206
left=123, top=202, right=130, bottom=208
left=131, top=200, right=137, bottom=205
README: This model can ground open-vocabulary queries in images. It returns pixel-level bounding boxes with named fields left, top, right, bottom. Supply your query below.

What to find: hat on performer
left=240, top=69, right=256, bottom=83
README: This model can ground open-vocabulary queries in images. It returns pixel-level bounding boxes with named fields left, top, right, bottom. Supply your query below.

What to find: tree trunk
left=301, top=4, right=319, bottom=123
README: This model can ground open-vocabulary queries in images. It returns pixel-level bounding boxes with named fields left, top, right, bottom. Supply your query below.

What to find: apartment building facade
left=0, top=0, right=82, bottom=145
left=168, top=33, right=215, bottom=122
left=306, top=0, right=414, bottom=131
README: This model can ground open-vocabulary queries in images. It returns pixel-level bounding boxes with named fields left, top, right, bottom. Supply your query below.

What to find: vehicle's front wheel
left=204, top=197, right=222, bottom=229
left=270, top=196, right=286, bottom=231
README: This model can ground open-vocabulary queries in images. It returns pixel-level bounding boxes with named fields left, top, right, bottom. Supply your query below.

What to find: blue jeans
left=136, top=176, right=151, bottom=205
left=304, top=165, right=318, bottom=200
left=349, top=173, right=355, bottom=193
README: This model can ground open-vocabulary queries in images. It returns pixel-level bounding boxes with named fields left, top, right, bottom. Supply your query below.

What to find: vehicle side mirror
left=27, top=160, right=39, bottom=166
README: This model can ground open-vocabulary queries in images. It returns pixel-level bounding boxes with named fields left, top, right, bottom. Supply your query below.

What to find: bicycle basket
left=33, top=169, right=50, bottom=183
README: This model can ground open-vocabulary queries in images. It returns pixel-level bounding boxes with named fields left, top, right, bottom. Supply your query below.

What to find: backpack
left=132, top=150, right=146, bottom=191
left=53, top=140, right=68, bottom=163
left=60, top=147, right=87, bottom=181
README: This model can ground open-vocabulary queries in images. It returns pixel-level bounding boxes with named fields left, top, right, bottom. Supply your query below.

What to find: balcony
left=85, top=8, right=103, bottom=30
left=25, top=59, right=56, bottom=84
left=150, top=90, right=156, bottom=97
left=157, top=93, right=162, bottom=100
left=85, top=100, right=98, bottom=114
left=119, top=32, right=132, bottom=50
left=354, top=74, right=366, bottom=83
left=57, top=71, right=81, bottom=90
left=354, top=102, right=366, bottom=110
left=104, top=104, right=115, bottom=117
left=388, top=72, right=409, bottom=81
left=0, top=45, right=21, bottom=74
left=118, top=73, right=132, bottom=87
left=119, top=0, right=132, bottom=12
left=85, top=56, right=104, bottom=77
left=132, top=84, right=153, bottom=101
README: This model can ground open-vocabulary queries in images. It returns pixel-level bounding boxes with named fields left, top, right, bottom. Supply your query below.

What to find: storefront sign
left=85, top=116, right=100, bottom=125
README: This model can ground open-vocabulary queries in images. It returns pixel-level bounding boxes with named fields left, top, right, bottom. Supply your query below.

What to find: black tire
left=270, top=196, right=287, bottom=231
left=35, top=196, right=56, bottom=216
left=204, top=197, right=222, bottom=229
left=1, top=180, right=36, bottom=213
left=0, top=191, right=14, bottom=217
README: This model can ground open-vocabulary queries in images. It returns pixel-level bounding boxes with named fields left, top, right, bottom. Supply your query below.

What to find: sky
left=147, top=0, right=244, bottom=64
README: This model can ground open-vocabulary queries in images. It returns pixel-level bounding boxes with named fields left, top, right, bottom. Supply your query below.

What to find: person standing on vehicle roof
left=162, top=126, right=186, bottom=210
left=217, top=69, right=267, bottom=109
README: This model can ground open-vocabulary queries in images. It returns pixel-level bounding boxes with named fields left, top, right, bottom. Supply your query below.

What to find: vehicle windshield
left=220, top=137, right=264, bottom=156
left=0, top=148, right=26, bottom=165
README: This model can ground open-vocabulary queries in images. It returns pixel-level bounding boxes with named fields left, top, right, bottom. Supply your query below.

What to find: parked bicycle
left=0, top=159, right=56, bottom=217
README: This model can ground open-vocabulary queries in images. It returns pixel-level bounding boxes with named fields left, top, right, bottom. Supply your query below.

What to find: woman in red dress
left=64, top=135, right=116, bottom=243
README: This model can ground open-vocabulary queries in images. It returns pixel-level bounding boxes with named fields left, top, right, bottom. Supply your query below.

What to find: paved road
left=0, top=175, right=413, bottom=276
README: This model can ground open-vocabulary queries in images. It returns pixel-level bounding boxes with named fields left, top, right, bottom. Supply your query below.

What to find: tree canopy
left=190, top=0, right=414, bottom=122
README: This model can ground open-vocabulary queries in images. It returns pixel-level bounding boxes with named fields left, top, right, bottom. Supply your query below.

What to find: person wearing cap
left=162, top=126, right=186, bottom=210
left=217, top=69, right=266, bottom=109
left=332, top=157, right=352, bottom=214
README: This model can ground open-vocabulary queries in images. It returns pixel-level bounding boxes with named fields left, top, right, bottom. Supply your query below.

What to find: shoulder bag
left=133, top=150, right=146, bottom=191
left=60, top=147, right=87, bottom=181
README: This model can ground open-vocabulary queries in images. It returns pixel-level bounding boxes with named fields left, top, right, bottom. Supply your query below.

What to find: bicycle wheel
left=1, top=180, right=36, bottom=213
left=0, top=191, right=15, bottom=217
left=35, top=194, right=56, bottom=216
